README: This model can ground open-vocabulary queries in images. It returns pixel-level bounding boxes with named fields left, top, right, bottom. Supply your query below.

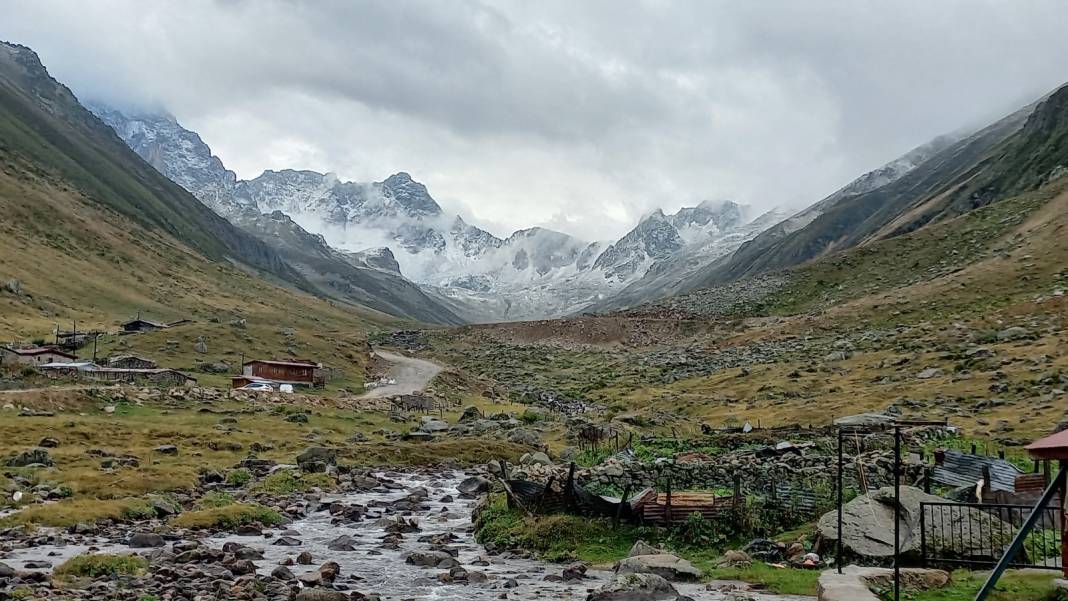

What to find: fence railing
left=920, top=501, right=1063, bottom=570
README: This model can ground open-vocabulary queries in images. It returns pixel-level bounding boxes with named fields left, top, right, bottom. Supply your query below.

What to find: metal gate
left=920, top=501, right=1063, bottom=570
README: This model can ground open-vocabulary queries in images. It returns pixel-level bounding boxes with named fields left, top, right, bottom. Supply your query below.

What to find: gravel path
left=360, top=349, right=443, bottom=398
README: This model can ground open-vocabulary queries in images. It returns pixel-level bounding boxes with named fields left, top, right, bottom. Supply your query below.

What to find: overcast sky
left=5, top=1, right=1068, bottom=240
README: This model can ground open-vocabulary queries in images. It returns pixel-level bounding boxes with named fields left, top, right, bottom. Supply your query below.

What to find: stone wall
left=503, top=450, right=907, bottom=499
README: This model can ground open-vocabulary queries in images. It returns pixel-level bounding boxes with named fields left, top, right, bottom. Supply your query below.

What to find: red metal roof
left=1026, top=429, right=1068, bottom=460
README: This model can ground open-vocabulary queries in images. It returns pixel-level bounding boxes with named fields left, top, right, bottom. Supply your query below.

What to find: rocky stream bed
left=0, top=472, right=812, bottom=601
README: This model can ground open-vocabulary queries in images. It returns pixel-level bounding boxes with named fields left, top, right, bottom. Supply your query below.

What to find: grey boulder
left=615, top=553, right=701, bottom=582
left=586, top=573, right=680, bottom=601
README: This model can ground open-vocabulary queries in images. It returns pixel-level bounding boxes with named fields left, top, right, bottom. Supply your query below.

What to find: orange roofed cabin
left=236, top=359, right=324, bottom=389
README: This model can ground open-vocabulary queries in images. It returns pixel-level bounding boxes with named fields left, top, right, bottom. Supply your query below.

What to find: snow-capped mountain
left=90, top=104, right=778, bottom=322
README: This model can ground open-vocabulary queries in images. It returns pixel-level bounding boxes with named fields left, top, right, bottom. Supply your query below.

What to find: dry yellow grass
left=0, top=169, right=408, bottom=389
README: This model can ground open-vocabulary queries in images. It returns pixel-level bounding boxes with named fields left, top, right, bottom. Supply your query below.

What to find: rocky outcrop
left=817, top=486, right=1013, bottom=560
left=586, top=573, right=681, bottom=601
left=614, top=554, right=701, bottom=582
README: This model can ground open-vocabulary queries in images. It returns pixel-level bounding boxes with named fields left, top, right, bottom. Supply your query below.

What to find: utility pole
left=92, top=334, right=98, bottom=364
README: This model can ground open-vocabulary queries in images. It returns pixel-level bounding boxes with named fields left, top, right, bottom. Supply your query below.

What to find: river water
left=2, top=472, right=813, bottom=600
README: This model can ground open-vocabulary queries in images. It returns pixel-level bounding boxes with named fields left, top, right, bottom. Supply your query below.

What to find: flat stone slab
left=818, top=566, right=949, bottom=601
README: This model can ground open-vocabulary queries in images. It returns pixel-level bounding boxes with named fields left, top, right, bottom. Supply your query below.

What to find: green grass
left=171, top=502, right=282, bottom=529
left=0, top=497, right=155, bottom=528
left=197, top=490, right=235, bottom=508
left=473, top=492, right=816, bottom=596
left=226, top=468, right=251, bottom=487
left=474, top=494, right=647, bottom=563
left=875, top=570, right=1059, bottom=601
left=252, top=471, right=336, bottom=495
left=54, top=553, right=147, bottom=578
left=757, top=188, right=1054, bottom=321
left=707, top=563, right=820, bottom=596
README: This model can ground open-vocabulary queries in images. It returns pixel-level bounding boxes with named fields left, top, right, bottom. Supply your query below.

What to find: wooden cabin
left=240, top=359, right=325, bottom=388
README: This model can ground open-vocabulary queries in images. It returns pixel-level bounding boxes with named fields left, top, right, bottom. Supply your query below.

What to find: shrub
left=171, top=503, right=283, bottom=529
left=226, top=469, right=251, bottom=487
left=253, top=471, right=335, bottom=494
left=55, top=554, right=147, bottom=578
left=198, top=490, right=235, bottom=508
left=665, top=511, right=731, bottom=549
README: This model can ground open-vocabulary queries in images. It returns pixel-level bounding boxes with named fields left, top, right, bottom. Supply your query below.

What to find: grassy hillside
left=427, top=178, right=1068, bottom=442
left=688, top=84, right=1068, bottom=294
left=0, top=42, right=302, bottom=284
left=0, top=152, right=403, bottom=387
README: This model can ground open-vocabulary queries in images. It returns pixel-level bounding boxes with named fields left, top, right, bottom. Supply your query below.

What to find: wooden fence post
left=665, top=479, right=673, bottom=526
left=565, top=462, right=576, bottom=512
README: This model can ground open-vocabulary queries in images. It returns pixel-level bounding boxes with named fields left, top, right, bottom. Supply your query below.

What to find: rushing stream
left=2, top=472, right=812, bottom=600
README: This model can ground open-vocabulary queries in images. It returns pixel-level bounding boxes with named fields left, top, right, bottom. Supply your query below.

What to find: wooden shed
left=630, top=490, right=742, bottom=526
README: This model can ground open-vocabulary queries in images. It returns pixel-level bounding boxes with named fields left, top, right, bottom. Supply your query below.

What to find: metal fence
left=920, top=501, right=1063, bottom=570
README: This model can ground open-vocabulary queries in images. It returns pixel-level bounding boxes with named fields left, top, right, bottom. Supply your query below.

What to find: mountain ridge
left=92, top=103, right=776, bottom=322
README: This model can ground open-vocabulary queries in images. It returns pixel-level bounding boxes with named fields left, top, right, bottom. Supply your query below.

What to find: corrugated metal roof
left=931, top=450, right=1022, bottom=492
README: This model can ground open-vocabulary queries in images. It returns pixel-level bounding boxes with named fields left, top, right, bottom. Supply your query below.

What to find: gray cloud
left=4, top=0, right=1068, bottom=240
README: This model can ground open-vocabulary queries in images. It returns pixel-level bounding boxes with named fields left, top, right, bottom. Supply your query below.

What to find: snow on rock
left=90, top=103, right=777, bottom=321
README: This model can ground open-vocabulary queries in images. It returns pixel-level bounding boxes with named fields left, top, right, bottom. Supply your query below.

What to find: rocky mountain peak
left=379, top=172, right=441, bottom=216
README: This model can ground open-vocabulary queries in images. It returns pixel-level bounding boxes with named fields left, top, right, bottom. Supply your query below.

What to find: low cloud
left=4, top=0, right=1068, bottom=239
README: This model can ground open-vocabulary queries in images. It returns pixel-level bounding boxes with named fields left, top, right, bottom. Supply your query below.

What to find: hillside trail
left=360, top=349, right=443, bottom=398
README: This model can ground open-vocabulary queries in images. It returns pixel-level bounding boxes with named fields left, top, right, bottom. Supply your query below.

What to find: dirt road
left=360, top=350, right=443, bottom=398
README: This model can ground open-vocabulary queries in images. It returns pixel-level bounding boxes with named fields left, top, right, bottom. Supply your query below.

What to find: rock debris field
left=0, top=472, right=810, bottom=600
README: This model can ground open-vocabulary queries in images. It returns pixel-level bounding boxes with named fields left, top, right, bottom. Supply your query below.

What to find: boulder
left=296, top=446, right=337, bottom=467
left=7, top=447, right=53, bottom=467
left=327, top=534, right=358, bottom=551
left=586, top=573, right=679, bottom=601
left=628, top=540, right=664, bottom=558
left=295, top=591, right=349, bottom=601
left=199, top=362, right=231, bottom=374
left=615, top=554, right=701, bottom=582
left=817, top=486, right=1013, bottom=560
left=271, top=565, right=295, bottom=580
left=229, top=559, right=256, bottom=576
left=459, top=406, right=482, bottom=423
left=507, top=428, right=541, bottom=446
left=153, top=444, right=178, bottom=455
left=527, top=451, right=552, bottom=466
left=457, top=476, right=490, bottom=496
left=717, top=550, right=752, bottom=568
left=406, top=550, right=454, bottom=567
left=997, top=326, right=1030, bottom=341
left=419, top=419, right=450, bottom=433
left=128, top=532, right=165, bottom=548
left=0, top=561, right=15, bottom=577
